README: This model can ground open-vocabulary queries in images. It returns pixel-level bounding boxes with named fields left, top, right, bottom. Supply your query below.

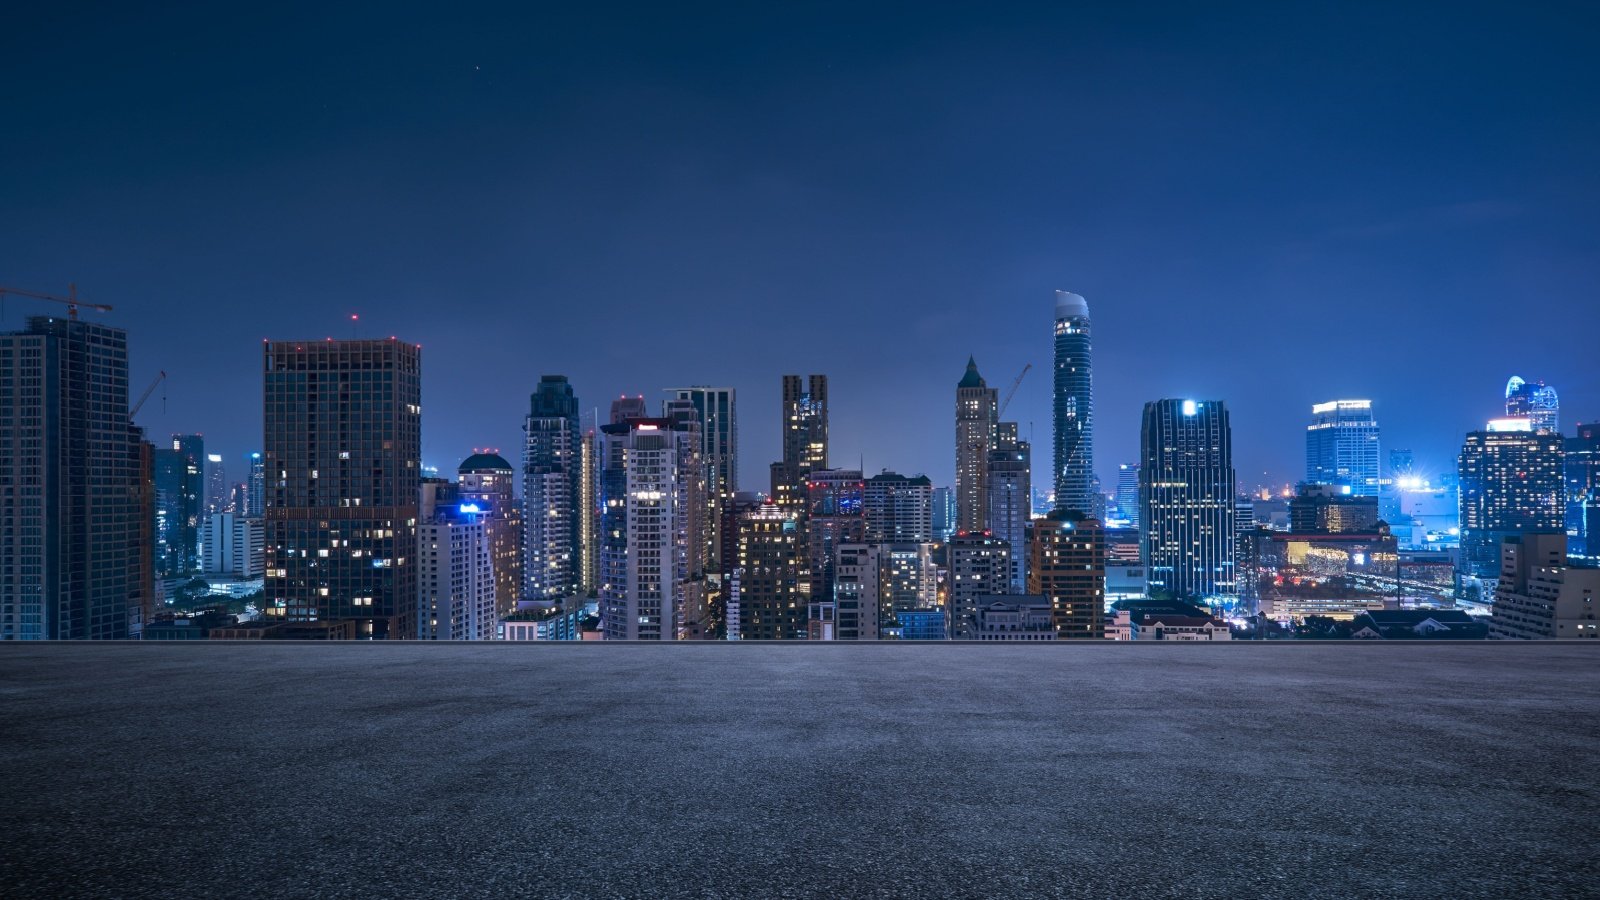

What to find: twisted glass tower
left=1053, top=291, right=1094, bottom=515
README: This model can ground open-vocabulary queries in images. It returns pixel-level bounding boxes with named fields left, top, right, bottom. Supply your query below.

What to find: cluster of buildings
left=0, top=293, right=1594, bottom=641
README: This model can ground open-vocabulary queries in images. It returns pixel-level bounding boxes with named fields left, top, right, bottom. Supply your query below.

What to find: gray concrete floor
left=3, top=643, right=1598, bottom=898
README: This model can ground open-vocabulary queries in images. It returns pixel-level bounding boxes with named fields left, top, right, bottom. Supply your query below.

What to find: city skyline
left=4, top=5, right=1596, bottom=493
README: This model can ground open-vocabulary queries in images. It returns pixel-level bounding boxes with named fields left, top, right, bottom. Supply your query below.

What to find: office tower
left=663, top=397, right=711, bottom=637
left=948, top=532, right=1010, bottom=639
left=262, top=338, right=422, bottom=639
left=1505, top=376, right=1560, bottom=434
left=1115, top=464, right=1139, bottom=528
left=246, top=451, right=266, bottom=516
left=153, top=434, right=205, bottom=577
left=418, top=480, right=496, bottom=641
left=523, top=376, right=581, bottom=600
left=727, top=503, right=810, bottom=640
left=665, top=386, right=738, bottom=495
left=955, top=357, right=998, bottom=533
left=599, top=415, right=702, bottom=640
left=833, top=543, right=882, bottom=641
left=1139, top=399, right=1237, bottom=601
left=457, top=451, right=524, bottom=617
left=205, top=453, right=228, bottom=514
left=1457, top=419, right=1565, bottom=580
left=1305, top=400, right=1380, bottom=496
left=1489, top=530, right=1600, bottom=639
left=1028, top=510, right=1106, bottom=638
left=986, top=422, right=1031, bottom=593
left=931, top=486, right=956, bottom=542
left=806, top=469, right=866, bottom=610
left=772, top=374, right=828, bottom=508
left=1566, top=423, right=1600, bottom=559
left=0, top=316, right=146, bottom=640
left=1053, top=290, right=1094, bottom=515
left=578, top=417, right=601, bottom=593
left=1290, top=484, right=1380, bottom=533
left=864, top=472, right=933, bottom=543
left=200, top=512, right=264, bottom=578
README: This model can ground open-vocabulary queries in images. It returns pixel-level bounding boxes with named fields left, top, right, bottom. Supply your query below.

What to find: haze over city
left=4, top=3, right=1596, bottom=488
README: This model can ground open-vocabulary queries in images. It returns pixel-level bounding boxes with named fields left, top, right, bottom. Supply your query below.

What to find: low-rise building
left=1350, top=609, right=1489, bottom=640
left=1106, top=599, right=1231, bottom=641
left=501, top=596, right=587, bottom=641
left=972, top=595, right=1055, bottom=641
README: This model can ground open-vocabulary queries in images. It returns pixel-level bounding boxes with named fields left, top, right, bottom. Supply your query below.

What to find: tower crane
left=998, top=363, right=1032, bottom=418
left=0, top=283, right=114, bottom=320
left=130, top=370, right=167, bottom=418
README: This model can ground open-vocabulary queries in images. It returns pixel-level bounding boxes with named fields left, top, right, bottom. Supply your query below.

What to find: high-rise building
left=772, top=374, right=827, bottom=508
left=663, top=396, right=712, bottom=638
left=205, top=452, right=228, bottom=514
left=833, top=543, right=882, bottom=641
left=1457, top=419, right=1564, bottom=580
left=1505, top=376, right=1560, bottom=434
left=1052, top=290, right=1094, bottom=515
left=666, top=386, right=738, bottom=575
left=457, top=451, right=523, bottom=617
left=948, top=532, right=1010, bottom=639
left=1028, top=510, right=1106, bottom=639
left=1305, top=400, right=1380, bottom=496
left=599, top=415, right=703, bottom=640
left=864, top=472, right=932, bottom=543
left=727, top=503, right=810, bottom=640
left=418, top=480, right=496, bottom=641
left=1139, top=399, right=1237, bottom=601
left=523, top=375, right=581, bottom=601
left=931, top=486, right=956, bottom=542
left=955, top=357, right=998, bottom=533
left=1565, top=423, right=1600, bottom=560
left=805, top=469, right=865, bottom=612
left=262, top=338, right=422, bottom=639
left=200, top=512, right=264, bottom=578
left=153, top=434, right=205, bottom=578
left=1488, top=531, right=1599, bottom=639
left=579, top=416, right=601, bottom=594
left=986, top=422, right=1031, bottom=594
left=0, top=316, right=148, bottom=640
left=245, top=451, right=266, bottom=516
left=1115, top=463, right=1139, bottom=529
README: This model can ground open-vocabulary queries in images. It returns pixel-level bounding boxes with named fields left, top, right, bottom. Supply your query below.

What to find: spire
left=958, top=356, right=985, bottom=389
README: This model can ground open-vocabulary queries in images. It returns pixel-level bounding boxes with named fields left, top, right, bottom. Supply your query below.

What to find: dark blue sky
left=4, top=3, right=1596, bottom=491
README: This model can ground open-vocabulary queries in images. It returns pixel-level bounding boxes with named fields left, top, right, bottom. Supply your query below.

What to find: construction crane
left=998, top=363, right=1032, bottom=417
left=0, top=283, right=114, bottom=320
left=130, top=370, right=167, bottom=418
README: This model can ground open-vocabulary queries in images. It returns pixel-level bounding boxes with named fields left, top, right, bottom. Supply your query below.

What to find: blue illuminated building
left=893, top=608, right=946, bottom=641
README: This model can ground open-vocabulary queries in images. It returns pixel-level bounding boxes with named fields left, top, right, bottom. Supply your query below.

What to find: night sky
left=4, top=3, right=1596, bottom=492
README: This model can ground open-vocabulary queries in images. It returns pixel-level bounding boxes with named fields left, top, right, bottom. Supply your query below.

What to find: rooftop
left=4, top=644, right=1595, bottom=897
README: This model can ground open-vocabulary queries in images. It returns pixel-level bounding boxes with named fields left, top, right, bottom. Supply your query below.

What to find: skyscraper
left=205, top=452, right=228, bottom=514
left=727, top=503, right=810, bottom=640
left=578, top=415, right=601, bottom=593
left=457, top=451, right=524, bottom=617
left=1028, top=510, right=1106, bottom=639
left=1139, top=399, right=1237, bottom=601
left=864, top=472, right=933, bottom=543
left=523, top=375, right=581, bottom=600
left=418, top=479, right=496, bottom=641
left=955, top=357, right=998, bottom=533
left=931, top=486, right=956, bottom=542
left=1457, top=418, right=1565, bottom=580
left=1305, top=400, right=1380, bottom=496
left=599, top=415, right=703, bottom=640
left=1053, top=290, right=1094, bottom=515
left=805, top=468, right=865, bottom=611
left=666, top=386, right=735, bottom=575
left=772, top=374, right=827, bottom=508
left=0, top=316, right=147, bottom=640
left=245, top=451, right=266, bottom=517
left=153, top=434, right=205, bottom=578
left=986, top=421, right=1031, bottom=594
left=262, top=338, right=422, bottom=639
left=1115, top=463, right=1139, bottom=528
left=1566, top=423, right=1600, bottom=560
left=1505, top=376, right=1560, bottom=434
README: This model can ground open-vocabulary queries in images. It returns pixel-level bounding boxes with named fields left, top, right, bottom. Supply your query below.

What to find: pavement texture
left=3, top=643, right=1599, bottom=899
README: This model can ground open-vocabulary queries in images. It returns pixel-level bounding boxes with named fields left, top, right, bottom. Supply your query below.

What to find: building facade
left=0, top=316, right=148, bottom=640
left=1457, top=420, right=1565, bottom=581
left=457, top=452, right=523, bottom=617
left=1489, top=531, right=1599, bottom=639
left=772, top=374, right=827, bottom=509
left=1566, top=423, right=1600, bottom=560
left=955, top=357, right=998, bottom=533
left=201, top=512, right=264, bottom=578
left=262, top=338, right=422, bottom=639
left=153, top=434, right=205, bottom=578
left=728, top=504, right=810, bottom=640
left=1053, top=290, right=1094, bottom=515
left=1139, top=399, right=1237, bottom=601
left=418, top=480, right=496, bottom=641
left=523, top=375, right=581, bottom=600
left=986, top=421, right=1031, bottom=594
left=1505, top=376, right=1560, bottom=435
left=948, top=532, right=1010, bottom=639
left=599, top=416, right=703, bottom=640
left=1305, top=399, right=1380, bottom=496
left=1027, top=510, right=1106, bottom=639
left=864, top=472, right=932, bottom=543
